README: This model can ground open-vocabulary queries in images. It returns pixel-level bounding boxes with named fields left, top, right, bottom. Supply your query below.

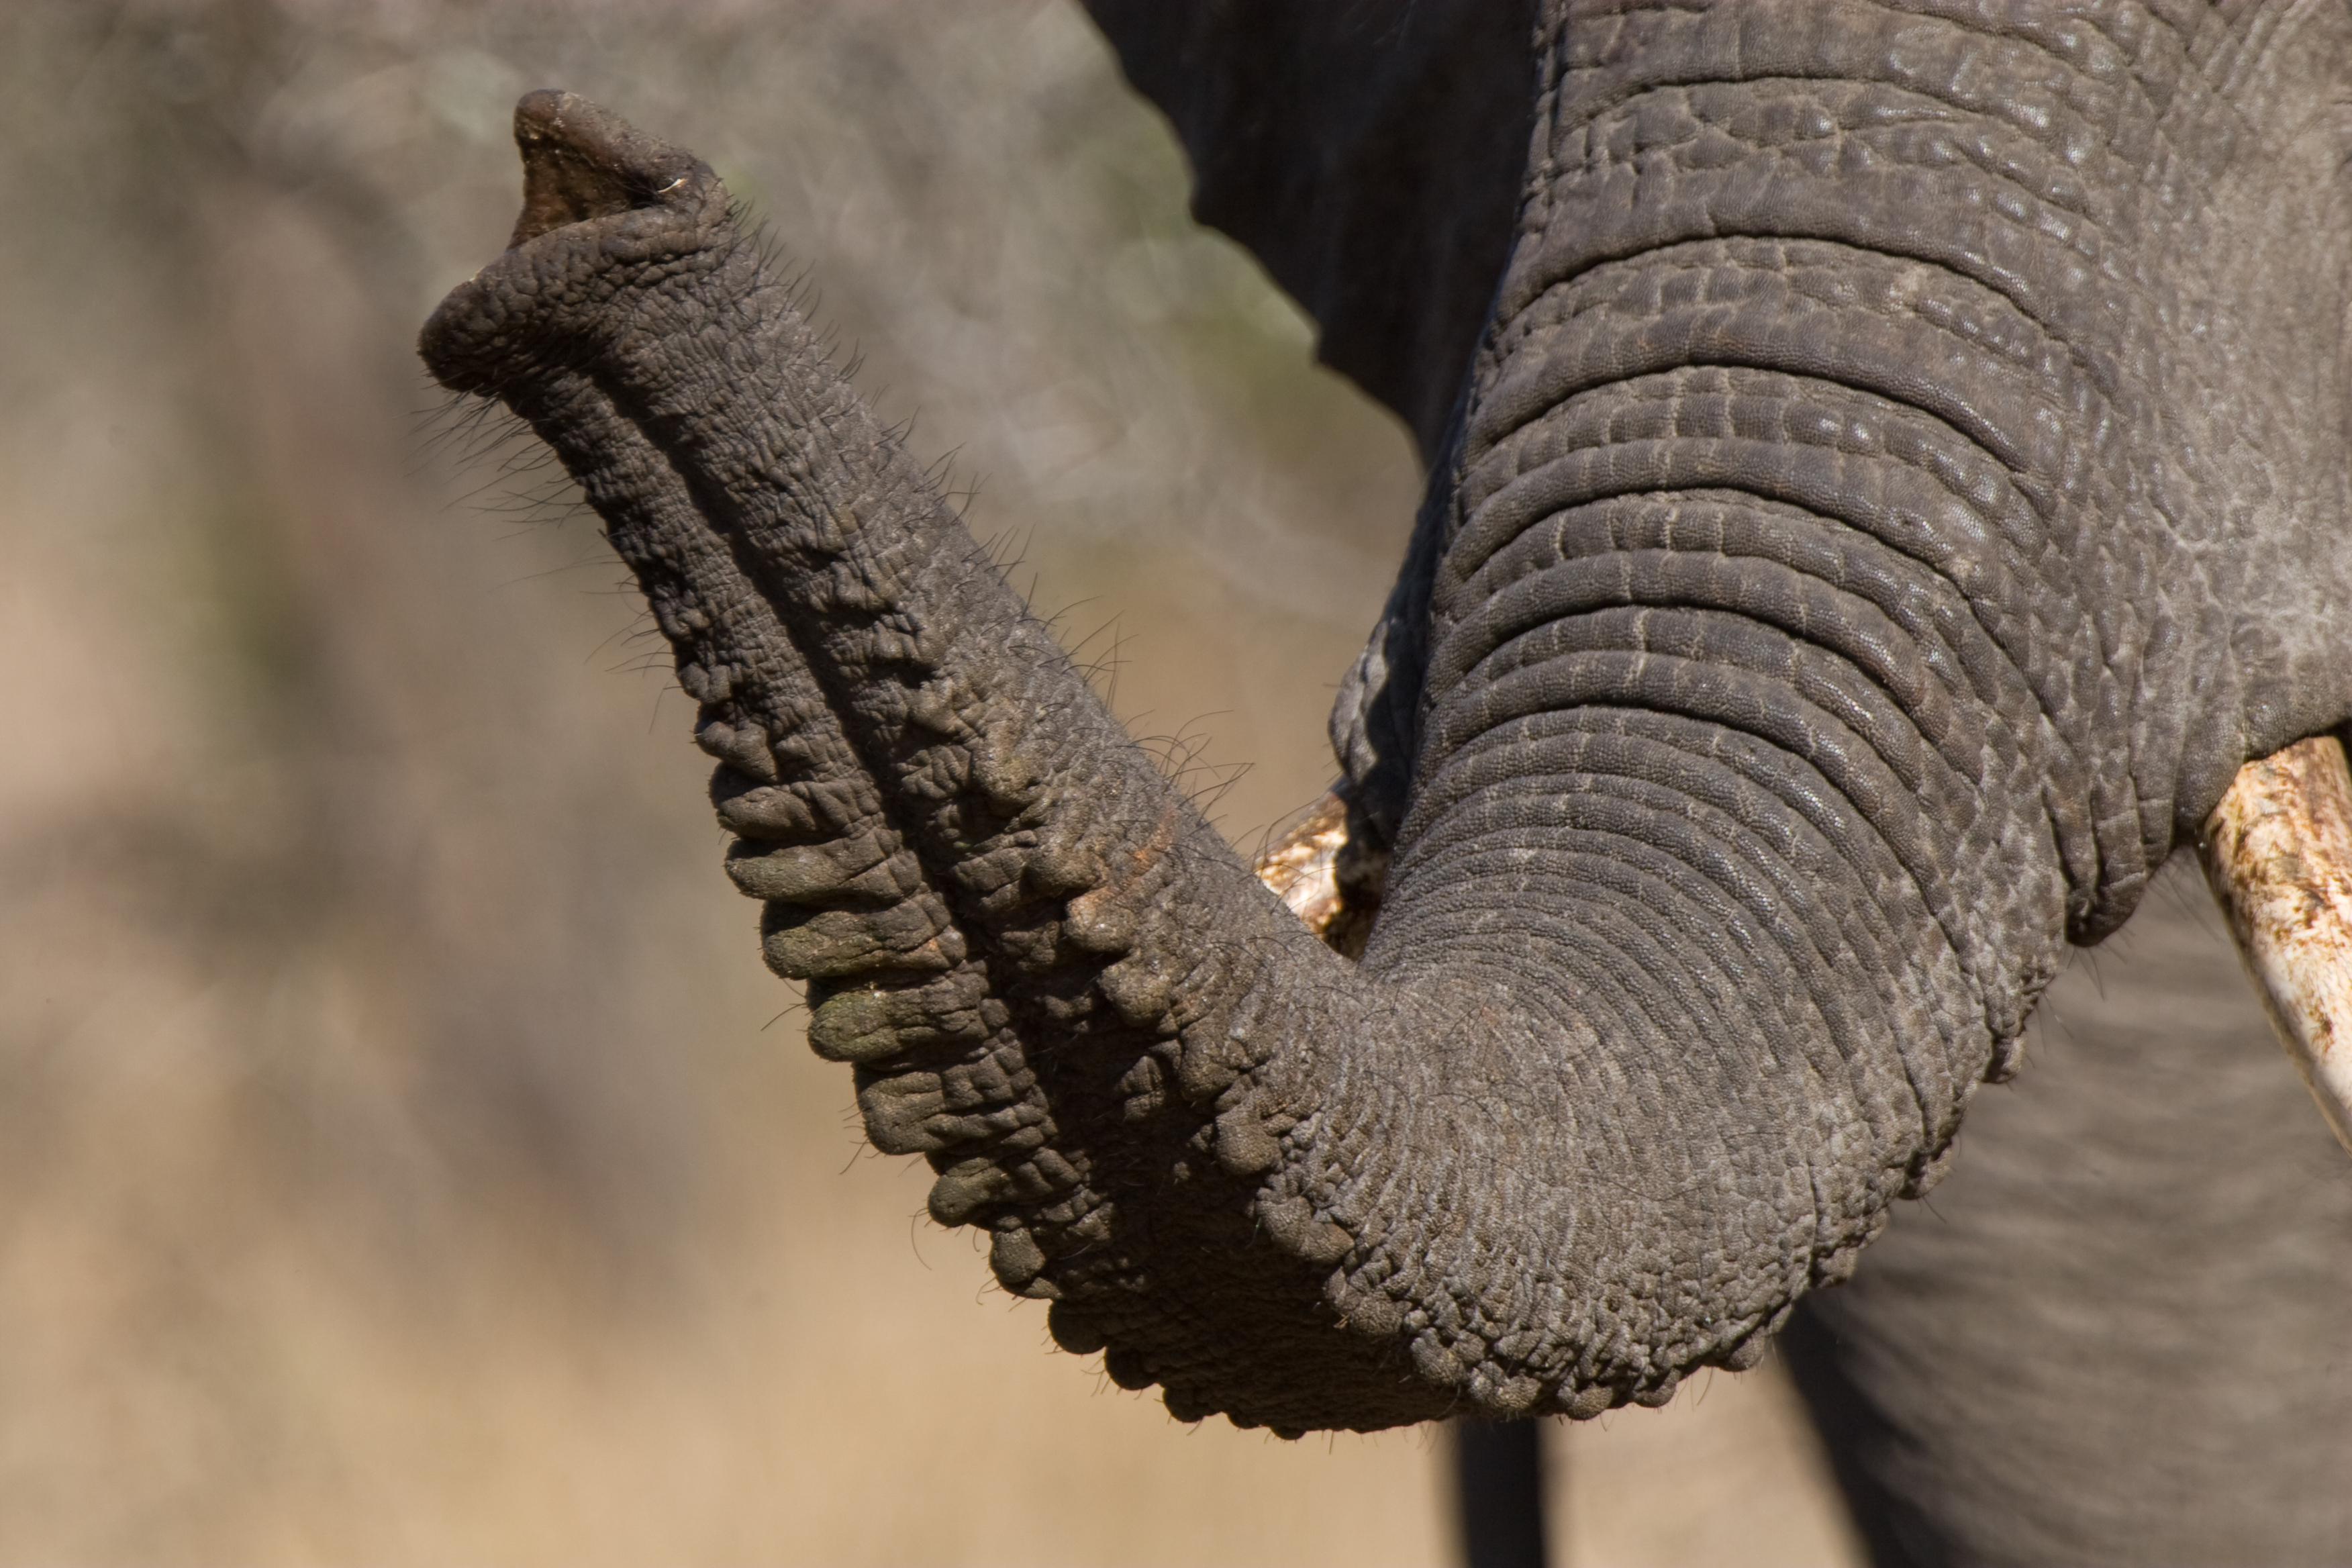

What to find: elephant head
left=418, top=2, right=2352, bottom=1438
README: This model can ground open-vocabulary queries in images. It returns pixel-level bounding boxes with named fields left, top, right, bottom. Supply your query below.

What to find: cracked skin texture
left=420, top=0, right=2352, bottom=1447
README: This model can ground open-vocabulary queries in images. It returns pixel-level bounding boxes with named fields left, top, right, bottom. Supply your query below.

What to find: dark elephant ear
left=1083, top=0, right=1537, bottom=462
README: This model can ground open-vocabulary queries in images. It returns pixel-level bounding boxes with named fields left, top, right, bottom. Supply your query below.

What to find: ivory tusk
left=2200, top=733, right=2352, bottom=1157
left=1253, top=789, right=1378, bottom=961
left=1252, top=791, right=1348, bottom=929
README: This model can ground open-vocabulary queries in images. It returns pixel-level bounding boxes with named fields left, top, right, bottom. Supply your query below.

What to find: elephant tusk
left=1252, top=790, right=1352, bottom=939
left=1252, top=789, right=1377, bottom=961
left=2200, top=733, right=2352, bottom=1157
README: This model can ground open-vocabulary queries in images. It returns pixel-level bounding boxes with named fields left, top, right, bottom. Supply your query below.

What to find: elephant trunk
left=422, top=38, right=2148, bottom=1432
left=426, top=94, right=1412, bottom=1432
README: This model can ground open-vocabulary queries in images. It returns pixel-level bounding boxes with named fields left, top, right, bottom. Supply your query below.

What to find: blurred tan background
left=0, top=4, right=1862, bottom=1562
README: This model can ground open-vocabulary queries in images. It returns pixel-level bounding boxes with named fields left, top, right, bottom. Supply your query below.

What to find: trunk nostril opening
left=506, top=89, right=704, bottom=249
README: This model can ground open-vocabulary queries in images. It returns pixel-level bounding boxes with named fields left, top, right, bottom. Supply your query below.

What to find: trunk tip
left=505, top=89, right=711, bottom=250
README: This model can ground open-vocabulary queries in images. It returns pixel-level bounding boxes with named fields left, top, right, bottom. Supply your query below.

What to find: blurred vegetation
left=0, top=4, right=1436, bottom=1560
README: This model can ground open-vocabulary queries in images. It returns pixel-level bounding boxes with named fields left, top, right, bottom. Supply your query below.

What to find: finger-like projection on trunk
left=420, top=0, right=2352, bottom=1520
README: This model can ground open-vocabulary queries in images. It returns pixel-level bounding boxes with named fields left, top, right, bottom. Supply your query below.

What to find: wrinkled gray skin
left=420, top=3, right=2352, bottom=1561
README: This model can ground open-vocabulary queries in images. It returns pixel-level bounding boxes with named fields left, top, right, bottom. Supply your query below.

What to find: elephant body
left=1787, top=859, right=2352, bottom=1564
left=1090, top=9, right=2352, bottom=1556
left=420, top=3, right=2352, bottom=1561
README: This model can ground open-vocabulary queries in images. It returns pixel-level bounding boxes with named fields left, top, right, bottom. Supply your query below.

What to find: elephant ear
left=1082, top=0, right=1537, bottom=462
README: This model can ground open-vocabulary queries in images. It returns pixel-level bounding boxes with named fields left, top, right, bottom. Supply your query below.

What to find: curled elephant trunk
left=426, top=92, right=1444, bottom=1432
left=421, top=22, right=2352, bottom=1438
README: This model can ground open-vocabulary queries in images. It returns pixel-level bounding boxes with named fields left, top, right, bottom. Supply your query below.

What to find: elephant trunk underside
left=421, top=3, right=2261, bottom=1432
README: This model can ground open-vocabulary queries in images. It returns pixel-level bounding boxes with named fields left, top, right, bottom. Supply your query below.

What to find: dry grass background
left=0, top=4, right=1861, bottom=1561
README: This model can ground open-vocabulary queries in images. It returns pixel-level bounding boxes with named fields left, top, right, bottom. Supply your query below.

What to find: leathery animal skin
left=419, top=3, right=2352, bottom=1556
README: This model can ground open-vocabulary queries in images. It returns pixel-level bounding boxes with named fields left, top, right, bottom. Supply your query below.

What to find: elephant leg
left=1784, top=854, right=2352, bottom=1567
left=1451, top=1419, right=1548, bottom=1568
